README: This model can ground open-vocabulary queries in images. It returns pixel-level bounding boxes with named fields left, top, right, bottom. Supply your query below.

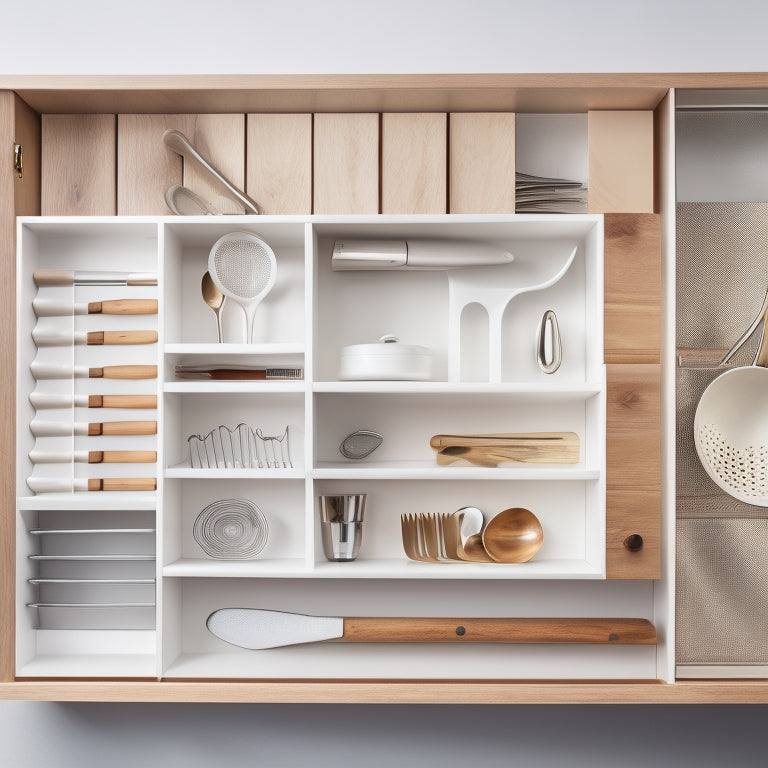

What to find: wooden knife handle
left=88, top=394, right=158, bottom=409
left=90, top=365, right=158, bottom=379
left=87, top=450, right=157, bottom=463
left=88, top=421, right=157, bottom=436
left=87, top=477, right=157, bottom=491
left=87, top=299, right=158, bottom=315
left=341, top=617, right=657, bottom=645
left=87, top=330, right=158, bottom=345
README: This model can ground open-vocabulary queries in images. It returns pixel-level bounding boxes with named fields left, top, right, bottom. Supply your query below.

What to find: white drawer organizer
left=13, top=213, right=646, bottom=682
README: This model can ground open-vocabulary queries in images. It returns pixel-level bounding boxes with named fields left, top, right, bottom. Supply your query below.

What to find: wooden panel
left=118, top=114, right=244, bottom=215
left=588, top=110, right=654, bottom=213
left=449, top=113, right=515, bottom=213
left=0, top=92, right=14, bottom=683
left=41, top=114, right=115, bottom=215
left=604, top=213, right=661, bottom=363
left=606, top=364, right=661, bottom=580
left=313, top=113, right=379, bottom=214
left=246, top=114, right=311, bottom=214
left=381, top=113, right=446, bottom=213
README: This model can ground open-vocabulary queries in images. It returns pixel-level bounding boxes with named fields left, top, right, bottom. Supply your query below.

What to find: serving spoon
left=202, top=271, right=226, bottom=343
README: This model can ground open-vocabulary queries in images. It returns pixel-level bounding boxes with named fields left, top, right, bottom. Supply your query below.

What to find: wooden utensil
left=32, top=329, right=158, bottom=346
left=432, top=432, right=580, bottom=467
left=27, top=477, right=157, bottom=493
left=30, top=363, right=158, bottom=380
left=30, top=420, right=157, bottom=437
left=481, top=507, right=544, bottom=563
left=201, top=271, right=226, bottom=343
left=206, top=607, right=657, bottom=649
left=32, top=298, right=158, bottom=316
left=29, top=393, right=157, bottom=409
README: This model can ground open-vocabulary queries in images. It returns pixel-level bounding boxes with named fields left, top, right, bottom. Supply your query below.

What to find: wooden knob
left=623, top=534, right=644, bottom=552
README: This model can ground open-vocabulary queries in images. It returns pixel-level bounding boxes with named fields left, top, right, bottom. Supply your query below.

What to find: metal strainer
left=208, top=232, right=277, bottom=344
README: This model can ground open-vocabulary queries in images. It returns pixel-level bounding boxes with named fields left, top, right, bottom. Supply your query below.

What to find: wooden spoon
left=202, top=271, right=226, bottom=343
left=482, top=507, right=544, bottom=563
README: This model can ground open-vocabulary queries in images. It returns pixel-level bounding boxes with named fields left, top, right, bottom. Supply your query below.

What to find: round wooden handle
left=623, top=534, right=644, bottom=552
left=88, top=299, right=158, bottom=315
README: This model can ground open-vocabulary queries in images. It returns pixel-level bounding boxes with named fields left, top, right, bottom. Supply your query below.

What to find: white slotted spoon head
left=208, top=232, right=277, bottom=343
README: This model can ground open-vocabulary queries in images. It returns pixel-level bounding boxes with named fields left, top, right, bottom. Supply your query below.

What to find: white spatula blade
left=206, top=608, right=343, bottom=649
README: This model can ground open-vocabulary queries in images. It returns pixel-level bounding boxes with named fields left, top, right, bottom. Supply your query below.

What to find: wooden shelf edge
left=2, top=679, right=768, bottom=704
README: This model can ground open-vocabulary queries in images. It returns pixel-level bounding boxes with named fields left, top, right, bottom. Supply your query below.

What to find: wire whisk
left=188, top=424, right=292, bottom=469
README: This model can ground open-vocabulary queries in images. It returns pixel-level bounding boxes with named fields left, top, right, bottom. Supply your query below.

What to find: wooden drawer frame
left=0, top=72, right=767, bottom=703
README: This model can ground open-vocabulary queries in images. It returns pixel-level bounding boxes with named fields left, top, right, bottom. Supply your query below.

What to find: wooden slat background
left=41, top=114, right=116, bottom=215
left=247, top=114, right=312, bottom=214
left=381, top=113, right=446, bottom=214
left=313, top=113, right=379, bottom=214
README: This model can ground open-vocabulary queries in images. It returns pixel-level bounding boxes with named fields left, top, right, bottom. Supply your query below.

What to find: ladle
left=202, top=271, right=226, bottom=343
left=481, top=507, right=544, bottom=563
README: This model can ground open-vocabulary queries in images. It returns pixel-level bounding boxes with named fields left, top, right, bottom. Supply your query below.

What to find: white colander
left=694, top=325, right=768, bottom=506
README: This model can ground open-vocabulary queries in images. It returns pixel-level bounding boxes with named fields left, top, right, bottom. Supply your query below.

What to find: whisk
left=188, top=423, right=292, bottom=469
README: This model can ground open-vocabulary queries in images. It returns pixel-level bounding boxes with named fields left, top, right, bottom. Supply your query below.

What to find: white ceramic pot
left=338, top=335, right=433, bottom=381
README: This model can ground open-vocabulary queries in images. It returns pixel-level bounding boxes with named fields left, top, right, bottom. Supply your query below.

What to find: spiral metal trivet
left=193, top=499, right=268, bottom=559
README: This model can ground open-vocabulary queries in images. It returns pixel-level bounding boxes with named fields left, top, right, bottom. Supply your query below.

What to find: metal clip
left=13, top=143, right=23, bottom=179
left=536, top=309, right=562, bottom=374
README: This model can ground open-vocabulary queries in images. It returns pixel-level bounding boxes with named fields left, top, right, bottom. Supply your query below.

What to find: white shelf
left=165, top=465, right=304, bottom=479
left=310, top=558, right=604, bottom=579
left=17, top=493, right=158, bottom=511
left=165, top=343, right=305, bottom=356
left=164, top=381, right=305, bottom=394
left=312, top=461, right=600, bottom=481
left=313, top=381, right=603, bottom=397
left=163, top=558, right=309, bottom=577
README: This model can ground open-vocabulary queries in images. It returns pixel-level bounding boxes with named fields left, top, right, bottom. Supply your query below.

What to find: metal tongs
left=163, top=129, right=260, bottom=215
left=719, top=286, right=768, bottom=366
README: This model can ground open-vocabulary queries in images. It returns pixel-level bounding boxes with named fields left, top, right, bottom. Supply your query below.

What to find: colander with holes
left=694, top=327, right=768, bottom=506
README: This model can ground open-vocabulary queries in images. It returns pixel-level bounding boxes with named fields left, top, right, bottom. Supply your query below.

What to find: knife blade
left=206, top=608, right=657, bottom=650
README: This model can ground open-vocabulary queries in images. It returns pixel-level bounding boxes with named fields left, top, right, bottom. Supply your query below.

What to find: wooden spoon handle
left=88, top=299, right=158, bottom=315
left=342, top=617, right=657, bottom=645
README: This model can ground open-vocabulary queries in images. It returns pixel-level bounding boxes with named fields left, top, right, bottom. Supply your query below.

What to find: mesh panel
left=211, top=235, right=274, bottom=298
left=677, top=203, right=768, bottom=516
left=676, top=518, right=768, bottom=664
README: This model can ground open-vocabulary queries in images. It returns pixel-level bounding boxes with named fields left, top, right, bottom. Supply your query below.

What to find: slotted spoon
left=208, top=232, right=277, bottom=344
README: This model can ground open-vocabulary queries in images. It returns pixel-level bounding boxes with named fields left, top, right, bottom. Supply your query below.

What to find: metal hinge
left=13, top=143, right=23, bottom=179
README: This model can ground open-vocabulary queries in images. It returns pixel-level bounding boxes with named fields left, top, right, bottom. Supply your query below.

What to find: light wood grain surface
left=247, top=113, right=312, bottom=214
left=381, top=113, right=446, bottom=213
left=606, top=364, right=661, bottom=579
left=3, top=680, right=768, bottom=704
left=118, top=114, right=245, bottom=215
left=588, top=110, right=654, bottom=213
left=604, top=213, right=662, bottom=363
left=314, top=113, right=379, bottom=213
left=42, top=114, right=116, bottom=215
left=449, top=112, right=515, bottom=213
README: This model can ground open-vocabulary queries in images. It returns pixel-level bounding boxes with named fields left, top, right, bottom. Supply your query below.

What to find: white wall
left=2, top=1, right=768, bottom=765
